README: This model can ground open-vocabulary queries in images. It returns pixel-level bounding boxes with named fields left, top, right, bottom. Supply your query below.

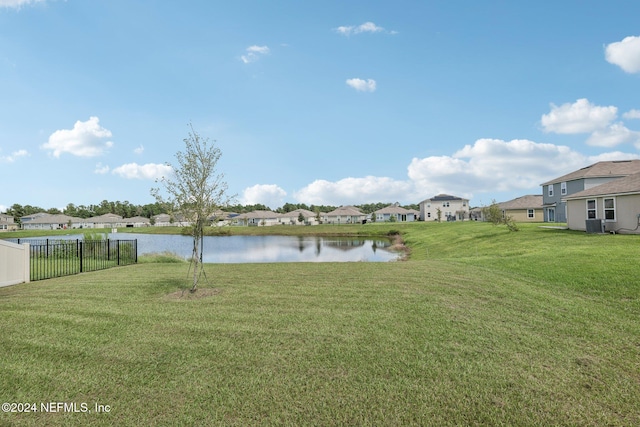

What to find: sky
left=1, top=0, right=640, bottom=212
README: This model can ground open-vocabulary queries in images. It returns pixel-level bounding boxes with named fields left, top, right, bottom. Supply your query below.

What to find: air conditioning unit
left=585, top=218, right=604, bottom=234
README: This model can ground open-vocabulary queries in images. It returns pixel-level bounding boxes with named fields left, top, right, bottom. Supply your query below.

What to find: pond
left=13, top=233, right=400, bottom=263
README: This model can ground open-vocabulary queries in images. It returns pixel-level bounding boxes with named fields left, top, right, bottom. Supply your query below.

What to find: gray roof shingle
left=563, top=172, right=640, bottom=200
left=542, top=160, right=640, bottom=186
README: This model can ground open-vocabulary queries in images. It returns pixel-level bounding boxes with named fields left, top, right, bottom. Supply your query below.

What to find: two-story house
left=541, top=160, right=640, bottom=223
left=0, top=213, right=18, bottom=232
left=419, top=194, right=469, bottom=221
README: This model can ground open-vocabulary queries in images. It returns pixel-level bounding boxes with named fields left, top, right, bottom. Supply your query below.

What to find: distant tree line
left=3, top=200, right=420, bottom=224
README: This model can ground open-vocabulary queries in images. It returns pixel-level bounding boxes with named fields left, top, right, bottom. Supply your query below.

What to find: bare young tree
left=152, top=123, right=234, bottom=292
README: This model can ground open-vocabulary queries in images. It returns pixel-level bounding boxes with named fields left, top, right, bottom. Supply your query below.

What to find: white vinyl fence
left=0, top=240, right=30, bottom=287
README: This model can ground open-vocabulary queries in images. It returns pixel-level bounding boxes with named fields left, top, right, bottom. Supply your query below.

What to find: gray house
left=21, top=213, right=83, bottom=230
left=541, top=160, right=640, bottom=223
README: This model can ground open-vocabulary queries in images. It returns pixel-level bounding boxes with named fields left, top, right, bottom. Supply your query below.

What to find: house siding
left=504, top=209, right=544, bottom=222
left=567, top=195, right=640, bottom=234
left=419, top=197, right=469, bottom=221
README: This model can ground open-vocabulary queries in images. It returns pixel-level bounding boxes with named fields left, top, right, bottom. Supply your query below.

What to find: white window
left=604, top=198, right=615, bottom=221
left=528, top=209, right=534, bottom=218
left=561, top=182, right=567, bottom=195
left=548, top=185, right=554, bottom=197
left=587, top=199, right=596, bottom=219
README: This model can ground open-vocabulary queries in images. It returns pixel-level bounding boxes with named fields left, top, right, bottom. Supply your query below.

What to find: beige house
left=123, top=216, right=151, bottom=227
left=234, top=210, right=283, bottom=226
left=419, top=194, right=469, bottom=221
left=280, top=209, right=319, bottom=225
left=151, top=213, right=191, bottom=227
left=497, top=195, right=544, bottom=222
left=323, top=206, right=367, bottom=225
left=373, top=204, right=416, bottom=222
left=564, top=172, right=640, bottom=234
left=0, top=214, right=18, bottom=232
left=85, top=213, right=125, bottom=229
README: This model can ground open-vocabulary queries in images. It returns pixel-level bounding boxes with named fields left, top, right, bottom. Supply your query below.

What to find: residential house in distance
left=234, top=210, right=283, bottom=226
left=323, top=206, right=368, bottom=225
left=151, top=213, right=191, bottom=227
left=21, top=213, right=83, bottom=230
left=497, top=195, right=544, bottom=222
left=151, top=213, right=174, bottom=226
left=123, top=216, right=151, bottom=228
left=419, top=194, right=469, bottom=221
left=0, top=213, right=18, bottom=232
left=541, top=160, right=640, bottom=223
left=373, top=204, right=416, bottom=222
left=564, top=172, right=640, bottom=234
left=280, top=209, right=320, bottom=225
left=19, top=212, right=49, bottom=227
left=86, top=213, right=126, bottom=229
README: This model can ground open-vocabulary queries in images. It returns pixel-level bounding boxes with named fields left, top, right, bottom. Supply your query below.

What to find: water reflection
left=12, top=233, right=400, bottom=262
left=196, top=235, right=397, bottom=263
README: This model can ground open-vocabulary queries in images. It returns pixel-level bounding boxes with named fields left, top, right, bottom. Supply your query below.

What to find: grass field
left=1, top=222, right=639, bottom=426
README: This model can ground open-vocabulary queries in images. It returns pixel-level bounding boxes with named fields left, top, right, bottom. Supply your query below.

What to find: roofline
left=541, top=173, right=630, bottom=186
left=563, top=190, right=640, bottom=201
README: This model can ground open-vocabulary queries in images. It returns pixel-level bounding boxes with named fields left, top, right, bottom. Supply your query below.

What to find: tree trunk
left=190, top=226, right=200, bottom=293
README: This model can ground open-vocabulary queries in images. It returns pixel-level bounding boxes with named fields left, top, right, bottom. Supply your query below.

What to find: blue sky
left=1, top=0, right=640, bottom=212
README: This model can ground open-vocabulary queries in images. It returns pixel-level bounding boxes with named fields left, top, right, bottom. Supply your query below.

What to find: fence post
left=23, top=243, right=30, bottom=284
left=79, top=241, right=83, bottom=273
left=117, top=240, right=120, bottom=266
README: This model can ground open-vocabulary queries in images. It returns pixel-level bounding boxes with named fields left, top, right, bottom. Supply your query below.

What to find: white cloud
left=334, top=22, right=396, bottom=36
left=587, top=151, right=640, bottom=162
left=42, top=116, right=113, bottom=158
left=111, top=163, right=172, bottom=180
left=408, top=139, right=589, bottom=195
left=605, top=35, right=640, bottom=73
left=586, top=122, right=640, bottom=147
left=541, top=98, right=617, bottom=134
left=94, top=163, right=110, bottom=174
left=241, top=184, right=287, bottom=209
left=623, top=109, right=640, bottom=120
left=289, top=138, right=640, bottom=206
left=346, top=78, right=376, bottom=92
left=134, top=144, right=144, bottom=155
left=294, top=176, right=413, bottom=206
left=0, top=149, right=28, bottom=163
left=240, top=45, right=270, bottom=64
left=0, top=0, right=45, bottom=8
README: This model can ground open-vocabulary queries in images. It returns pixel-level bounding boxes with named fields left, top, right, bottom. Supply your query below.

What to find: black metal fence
left=7, top=239, right=137, bottom=281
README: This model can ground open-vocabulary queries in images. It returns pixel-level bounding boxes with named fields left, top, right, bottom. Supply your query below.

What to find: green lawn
left=1, top=222, right=639, bottom=426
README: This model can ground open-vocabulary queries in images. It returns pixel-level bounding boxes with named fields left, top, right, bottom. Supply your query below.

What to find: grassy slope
left=1, top=222, right=639, bottom=426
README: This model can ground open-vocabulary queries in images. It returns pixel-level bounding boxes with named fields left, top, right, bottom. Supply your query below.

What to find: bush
left=483, top=200, right=519, bottom=231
